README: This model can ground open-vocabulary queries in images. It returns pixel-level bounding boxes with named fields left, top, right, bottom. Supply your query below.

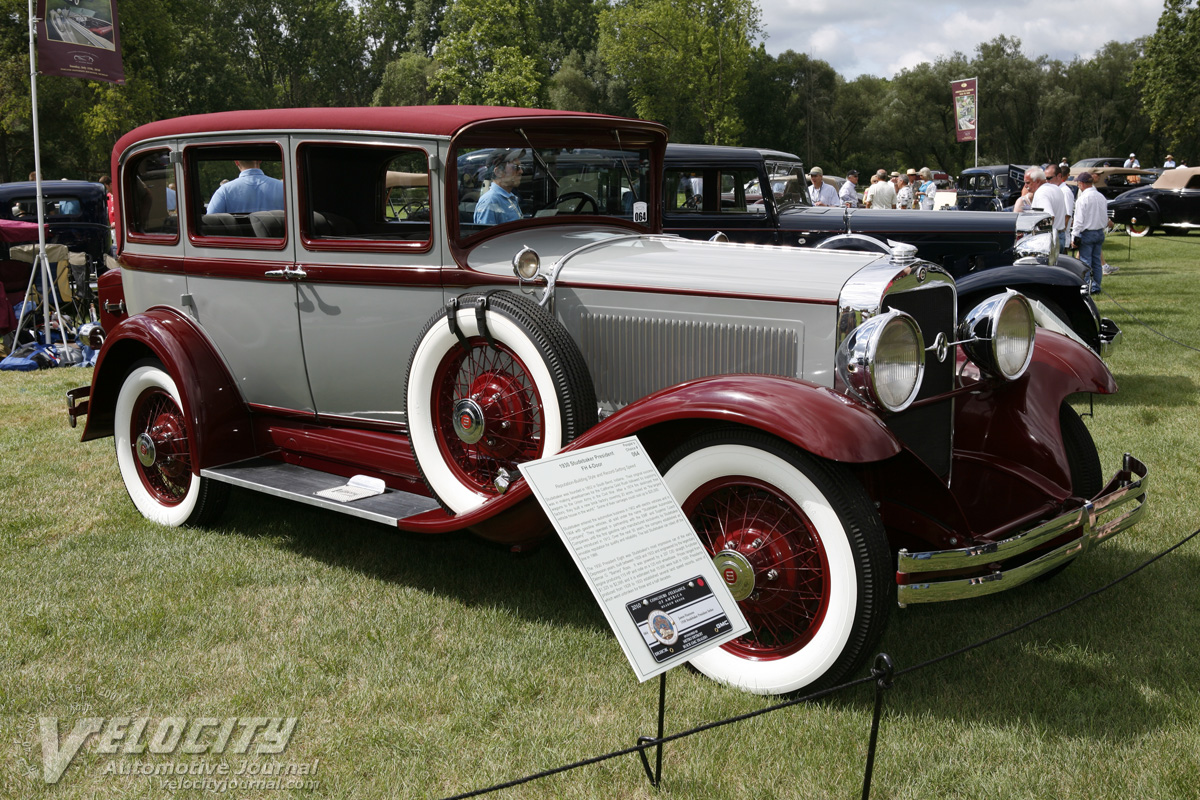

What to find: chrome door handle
left=264, top=266, right=308, bottom=280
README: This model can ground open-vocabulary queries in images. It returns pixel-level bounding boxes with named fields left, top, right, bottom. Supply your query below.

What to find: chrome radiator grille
left=883, top=281, right=957, bottom=477
left=578, top=313, right=800, bottom=408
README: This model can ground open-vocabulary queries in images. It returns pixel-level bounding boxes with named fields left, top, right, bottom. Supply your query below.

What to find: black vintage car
left=955, top=164, right=1029, bottom=211
left=662, top=144, right=1119, bottom=355
left=0, top=179, right=110, bottom=318
left=1106, top=166, right=1200, bottom=237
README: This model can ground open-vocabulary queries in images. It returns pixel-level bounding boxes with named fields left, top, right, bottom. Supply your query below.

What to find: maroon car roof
left=113, top=106, right=653, bottom=157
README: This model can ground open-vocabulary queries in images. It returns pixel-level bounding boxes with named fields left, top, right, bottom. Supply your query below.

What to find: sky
left=756, top=0, right=1165, bottom=80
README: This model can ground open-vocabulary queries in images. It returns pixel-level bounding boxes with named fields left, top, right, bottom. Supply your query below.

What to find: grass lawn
left=2, top=231, right=1199, bottom=799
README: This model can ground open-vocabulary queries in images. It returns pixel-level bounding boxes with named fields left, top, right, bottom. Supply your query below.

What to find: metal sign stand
left=636, top=672, right=668, bottom=787
left=13, top=0, right=67, bottom=351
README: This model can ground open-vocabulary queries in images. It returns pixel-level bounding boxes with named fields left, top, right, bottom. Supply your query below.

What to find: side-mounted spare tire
left=405, top=291, right=597, bottom=514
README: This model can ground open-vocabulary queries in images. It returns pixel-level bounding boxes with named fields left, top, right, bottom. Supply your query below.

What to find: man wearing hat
left=474, top=148, right=526, bottom=225
left=839, top=169, right=860, bottom=207
left=808, top=166, right=840, bottom=207
left=1123, top=153, right=1140, bottom=169
left=1070, top=171, right=1108, bottom=293
left=1164, top=154, right=1177, bottom=168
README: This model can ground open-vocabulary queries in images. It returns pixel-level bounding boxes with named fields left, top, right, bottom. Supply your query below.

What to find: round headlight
left=837, top=310, right=925, bottom=412
left=511, top=246, right=541, bottom=280
left=959, top=291, right=1036, bottom=380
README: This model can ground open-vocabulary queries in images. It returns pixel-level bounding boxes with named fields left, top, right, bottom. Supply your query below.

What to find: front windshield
left=454, top=133, right=653, bottom=242
left=759, top=159, right=809, bottom=209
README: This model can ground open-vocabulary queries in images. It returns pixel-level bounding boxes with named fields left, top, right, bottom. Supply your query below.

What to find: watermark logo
left=38, top=716, right=299, bottom=785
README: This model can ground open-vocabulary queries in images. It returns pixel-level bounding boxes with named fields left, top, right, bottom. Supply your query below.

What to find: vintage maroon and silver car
left=67, top=107, right=1148, bottom=696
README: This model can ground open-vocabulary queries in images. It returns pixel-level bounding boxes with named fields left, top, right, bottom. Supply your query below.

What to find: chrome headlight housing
left=836, top=310, right=925, bottom=412
left=959, top=290, right=1036, bottom=380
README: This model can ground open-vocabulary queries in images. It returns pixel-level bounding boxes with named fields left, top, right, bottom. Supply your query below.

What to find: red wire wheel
left=659, top=428, right=891, bottom=695
left=405, top=291, right=596, bottom=514
left=129, top=386, right=193, bottom=505
left=682, top=476, right=832, bottom=660
left=431, top=336, right=544, bottom=495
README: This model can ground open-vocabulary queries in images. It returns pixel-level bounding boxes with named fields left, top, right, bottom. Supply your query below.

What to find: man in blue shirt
left=207, top=161, right=284, bottom=213
left=473, top=149, right=525, bottom=225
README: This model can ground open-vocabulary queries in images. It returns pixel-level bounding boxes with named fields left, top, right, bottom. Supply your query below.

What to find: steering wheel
left=551, top=191, right=598, bottom=214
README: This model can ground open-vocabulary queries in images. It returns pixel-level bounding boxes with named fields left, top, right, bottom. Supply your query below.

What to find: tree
left=1134, top=0, right=1200, bottom=153
left=599, top=0, right=761, bottom=144
left=373, top=52, right=434, bottom=107
left=428, top=0, right=545, bottom=106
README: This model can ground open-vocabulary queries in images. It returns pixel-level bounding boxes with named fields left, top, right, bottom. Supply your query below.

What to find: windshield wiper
left=612, top=129, right=640, bottom=203
left=515, top=128, right=559, bottom=191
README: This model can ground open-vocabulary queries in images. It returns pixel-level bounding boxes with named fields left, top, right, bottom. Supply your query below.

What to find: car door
left=180, top=136, right=314, bottom=413
left=290, top=137, right=447, bottom=426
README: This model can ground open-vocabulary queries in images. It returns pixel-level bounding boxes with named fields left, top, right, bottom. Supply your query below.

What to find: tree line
left=0, top=0, right=1196, bottom=183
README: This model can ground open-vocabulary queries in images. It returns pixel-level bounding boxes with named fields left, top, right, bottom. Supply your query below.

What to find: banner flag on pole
left=35, top=0, right=124, bottom=84
left=952, top=78, right=977, bottom=143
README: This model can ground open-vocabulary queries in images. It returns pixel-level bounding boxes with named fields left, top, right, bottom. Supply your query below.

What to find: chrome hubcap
left=136, top=432, right=157, bottom=467
left=452, top=398, right=485, bottom=444
left=713, top=549, right=755, bottom=602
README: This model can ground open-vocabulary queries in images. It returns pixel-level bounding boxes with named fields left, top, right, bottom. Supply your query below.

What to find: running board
left=201, top=458, right=440, bottom=526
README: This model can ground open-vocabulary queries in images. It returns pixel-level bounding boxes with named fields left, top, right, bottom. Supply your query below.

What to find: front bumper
left=1099, top=317, right=1122, bottom=358
left=896, top=454, right=1148, bottom=605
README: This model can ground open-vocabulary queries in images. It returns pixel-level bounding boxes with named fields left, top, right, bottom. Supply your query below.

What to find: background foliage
left=0, top=0, right=1196, bottom=182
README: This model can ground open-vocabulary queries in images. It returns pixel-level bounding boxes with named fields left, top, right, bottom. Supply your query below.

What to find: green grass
left=2, top=231, right=1199, bottom=799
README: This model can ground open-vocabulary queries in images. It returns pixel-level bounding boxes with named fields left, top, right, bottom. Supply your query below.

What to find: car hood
left=1106, top=185, right=1156, bottom=207
left=777, top=206, right=1025, bottom=235
left=468, top=225, right=883, bottom=304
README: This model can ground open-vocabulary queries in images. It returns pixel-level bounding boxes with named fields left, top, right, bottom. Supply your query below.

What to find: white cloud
left=757, top=0, right=1163, bottom=79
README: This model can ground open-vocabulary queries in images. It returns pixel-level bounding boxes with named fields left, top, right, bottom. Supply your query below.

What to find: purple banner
left=952, top=78, right=977, bottom=143
left=36, top=0, right=124, bottom=84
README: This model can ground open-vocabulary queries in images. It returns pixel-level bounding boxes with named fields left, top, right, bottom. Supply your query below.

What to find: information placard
left=520, top=437, right=749, bottom=681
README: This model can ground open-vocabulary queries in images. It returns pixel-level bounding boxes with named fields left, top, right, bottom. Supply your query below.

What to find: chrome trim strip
left=896, top=454, right=1148, bottom=605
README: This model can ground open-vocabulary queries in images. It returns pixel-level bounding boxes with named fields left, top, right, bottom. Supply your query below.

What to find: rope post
left=637, top=671, right=667, bottom=787
left=860, top=653, right=895, bottom=800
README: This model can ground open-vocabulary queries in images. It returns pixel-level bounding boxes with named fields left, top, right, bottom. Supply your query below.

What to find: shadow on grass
left=210, top=483, right=1200, bottom=745
left=828, top=540, right=1200, bottom=743
left=1086, top=373, right=1198, bottom=406
left=215, top=486, right=607, bottom=633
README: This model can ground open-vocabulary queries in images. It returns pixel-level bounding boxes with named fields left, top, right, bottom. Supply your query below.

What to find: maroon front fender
left=568, top=374, right=903, bottom=464
left=80, top=307, right=255, bottom=470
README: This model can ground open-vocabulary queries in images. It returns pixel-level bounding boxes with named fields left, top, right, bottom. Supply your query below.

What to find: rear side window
left=299, top=143, right=431, bottom=249
left=665, top=170, right=704, bottom=212
left=186, top=144, right=286, bottom=240
left=124, top=150, right=178, bottom=240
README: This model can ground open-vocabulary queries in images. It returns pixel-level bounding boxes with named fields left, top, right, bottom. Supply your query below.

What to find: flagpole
left=22, top=0, right=65, bottom=349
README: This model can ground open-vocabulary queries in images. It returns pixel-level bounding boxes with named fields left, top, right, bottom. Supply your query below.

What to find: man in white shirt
left=895, top=177, right=914, bottom=210
left=1070, top=171, right=1109, bottom=292
left=1025, top=166, right=1066, bottom=251
left=1046, top=164, right=1075, bottom=248
left=1124, top=153, right=1140, bottom=169
left=808, top=167, right=840, bottom=206
left=839, top=169, right=860, bottom=207
left=1164, top=154, right=1177, bottom=168
left=868, top=169, right=896, bottom=209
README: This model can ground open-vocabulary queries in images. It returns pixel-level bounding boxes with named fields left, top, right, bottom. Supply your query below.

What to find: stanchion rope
left=439, top=525, right=1199, bottom=800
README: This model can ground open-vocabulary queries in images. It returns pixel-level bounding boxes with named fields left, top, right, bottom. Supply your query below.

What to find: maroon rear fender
left=80, top=307, right=256, bottom=470
left=569, top=374, right=904, bottom=464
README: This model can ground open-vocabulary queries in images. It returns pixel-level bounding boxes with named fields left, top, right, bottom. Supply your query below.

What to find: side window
left=665, top=170, right=703, bottom=212
left=300, top=143, right=431, bottom=247
left=719, top=169, right=763, bottom=215
left=187, top=144, right=286, bottom=239
left=1186, top=176, right=1200, bottom=191
left=124, top=150, right=178, bottom=239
